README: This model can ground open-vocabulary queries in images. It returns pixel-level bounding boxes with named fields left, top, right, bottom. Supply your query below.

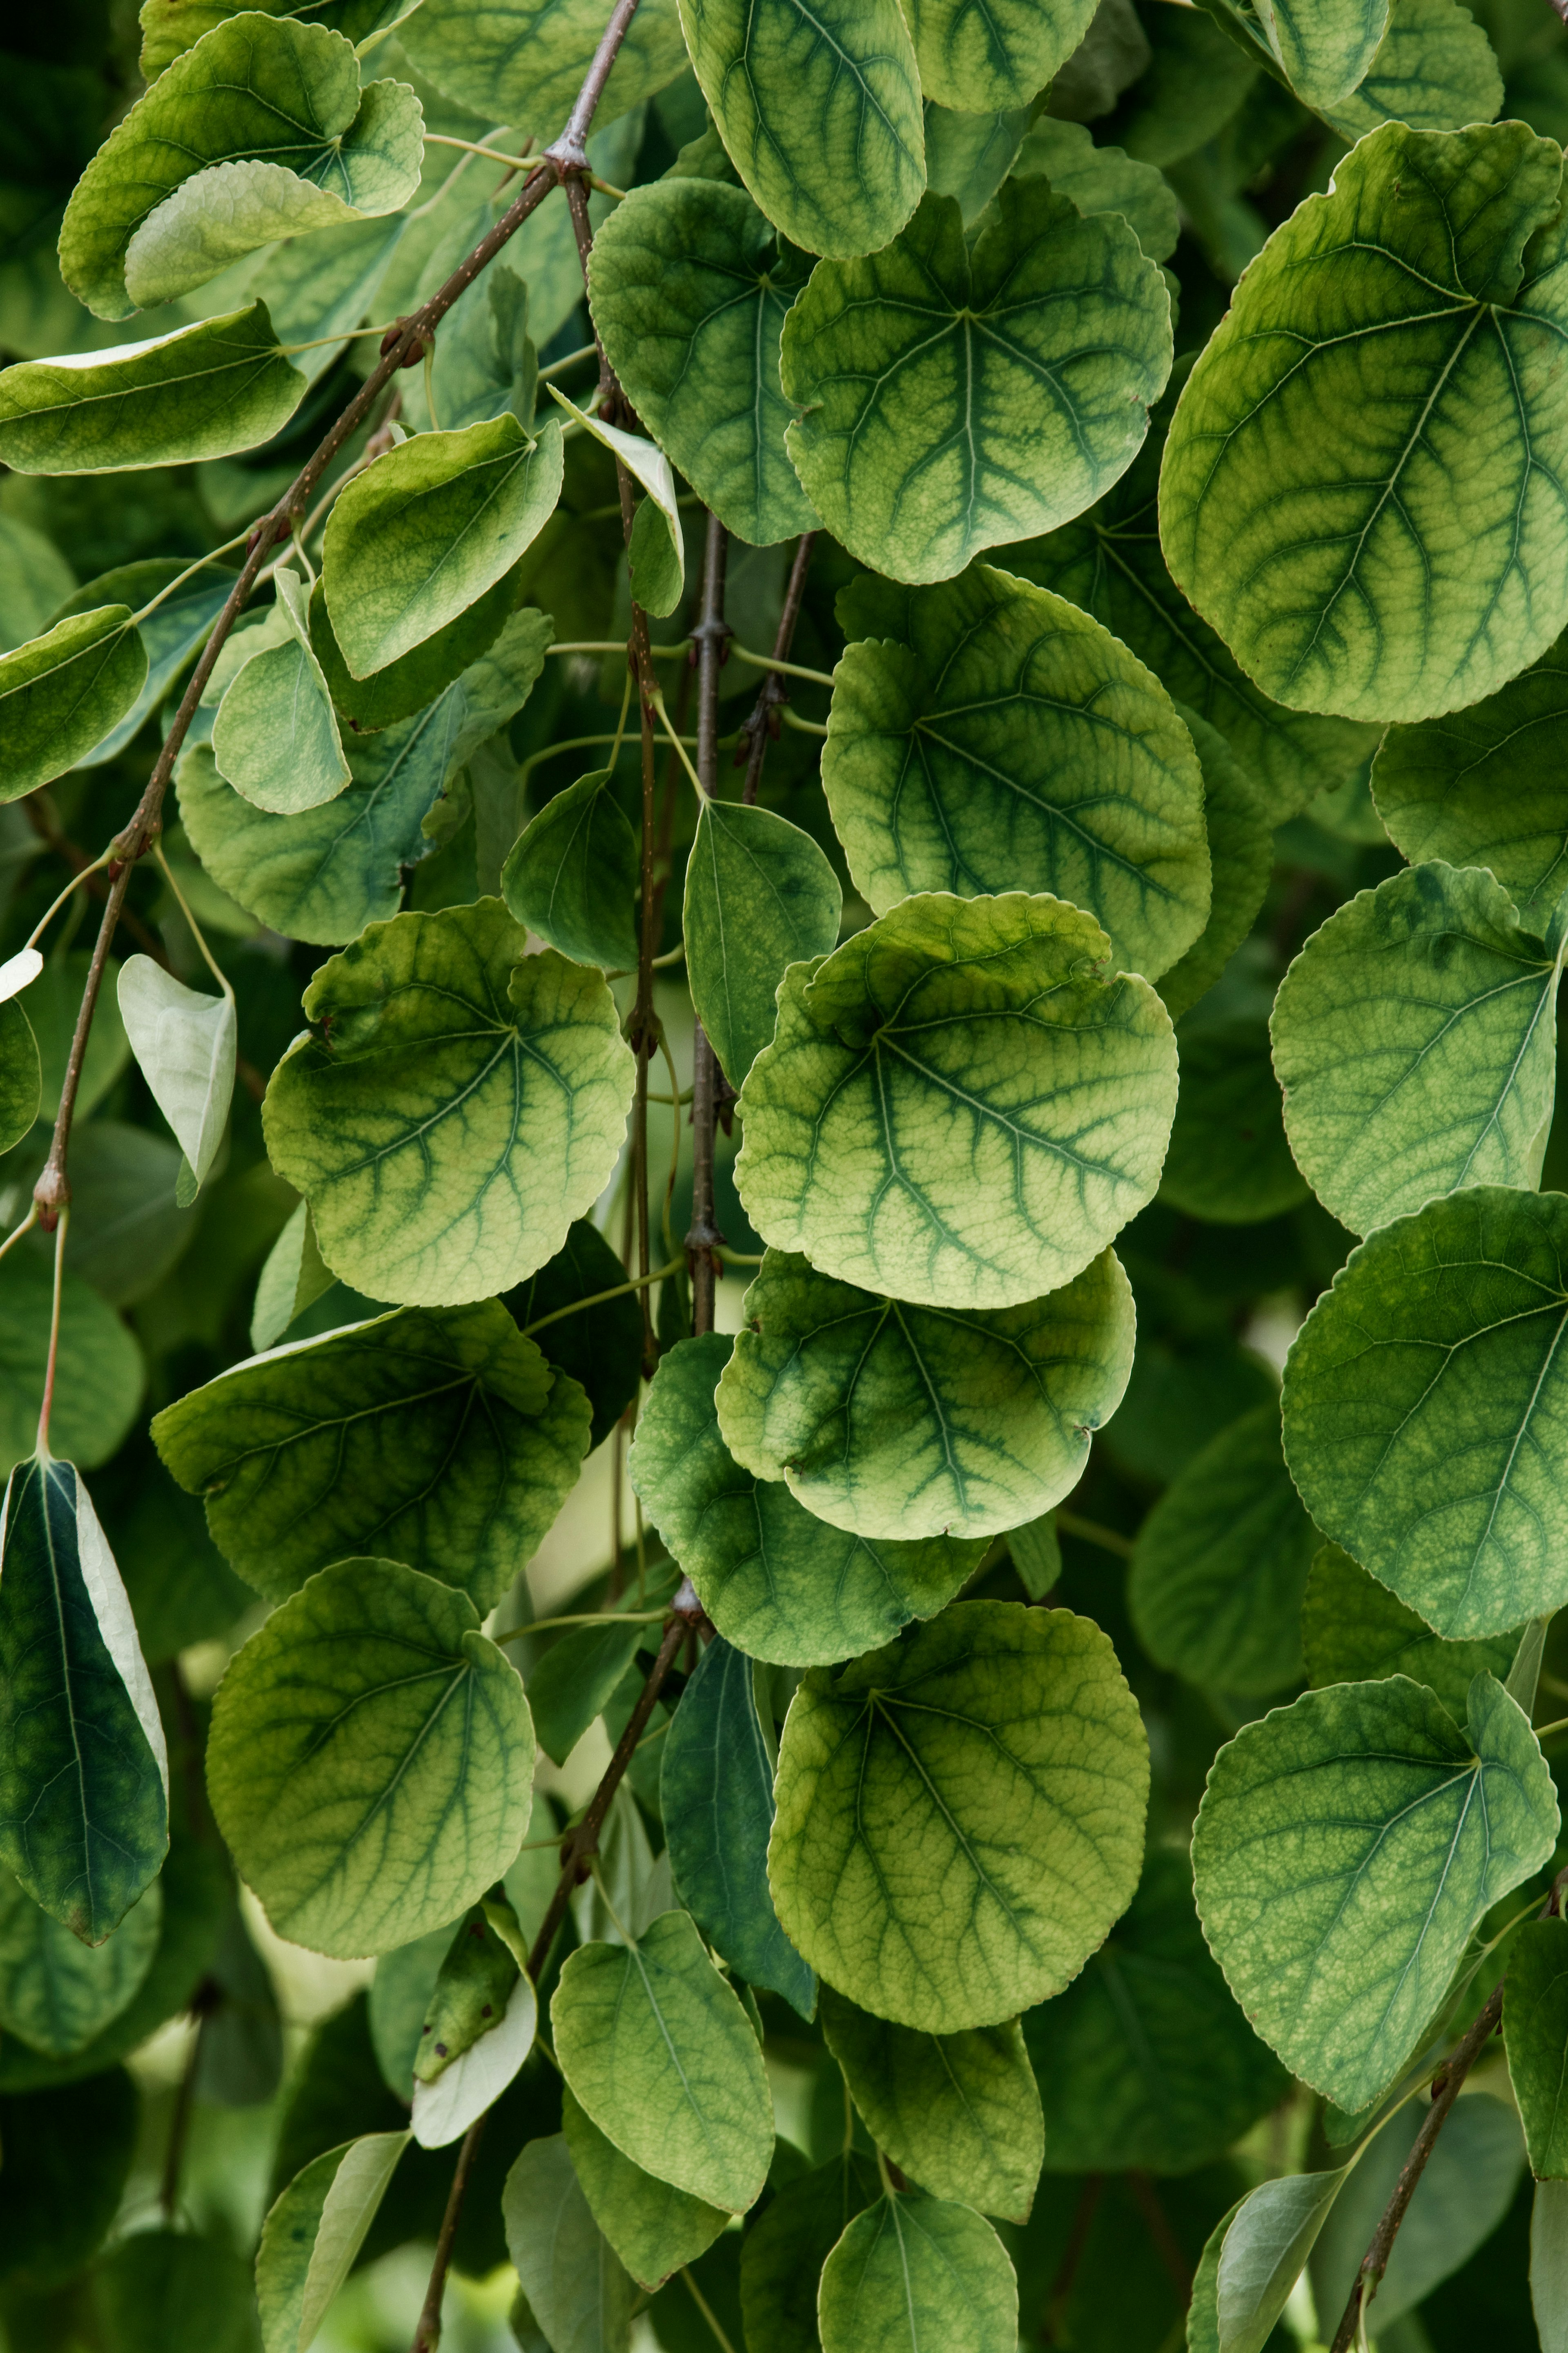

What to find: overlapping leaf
left=684, top=799, right=842, bottom=1087
left=1301, top=1544, right=1519, bottom=1714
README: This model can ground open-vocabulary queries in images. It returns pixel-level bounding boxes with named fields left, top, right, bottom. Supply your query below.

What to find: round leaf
left=768, top=1599, right=1149, bottom=2032
left=1301, top=1543, right=1520, bottom=1716
left=733, top=890, right=1178, bottom=1309
left=684, top=799, right=843, bottom=1089
left=399, top=0, right=690, bottom=138
left=562, top=2086, right=728, bottom=2295
left=905, top=0, right=1098, bottom=110
left=1159, top=121, right=1568, bottom=723
left=817, top=2190, right=1018, bottom=2353
left=825, top=563, right=1208, bottom=979
left=1282, top=1187, right=1568, bottom=1636
left=501, top=769, right=640, bottom=973
left=0, top=1250, right=145, bottom=1479
left=1159, top=1017, right=1305, bottom=1226
left=783, top=182, right=1172, bottom=585
left=716, top=1249, right=1135, bottom=1542
left=262, top=900, right=634, bottom=1308
left=207, top=1556, right=536, bottom=1958
left=0, top=1871, right=160, bottom=2059
left=1318, top=0, right=1501, bottom=141
left=1192, top=1672, right=1558, bottom=2108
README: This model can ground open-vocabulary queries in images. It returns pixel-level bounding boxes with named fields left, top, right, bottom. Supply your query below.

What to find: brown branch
left=686, top=510, right=729, bottom=1336
left=738, top=530, right=817, bottom=805
left=33, top=867, right=130, bottom=1220
left=410, top=2110, right=488, bottom=2353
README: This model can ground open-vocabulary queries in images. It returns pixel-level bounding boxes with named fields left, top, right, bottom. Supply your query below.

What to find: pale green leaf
left=826, top=564, right=1207, bottom=978
left=0, top=607, right=146, bottom=801
left=817, top=2190, right=1018, bottom=2353
left=0, top=952, right=42, bottom=1006
left=1301, top=1542, right=1520, bottom=1715
left=256, top=2131, right=411, bottom=2353
left=1254, top=0, right=1388, bottom=107
left=153, top=1298, right=589, bottom=1610
left=1156, top=707, right=1272, bottom=1022
left=677, top=0, right=925, bottom=259
left=247, top=210, right=409, bottom=388
left=0, top=1455, right=167, bottom=1946
left=369, top=1922, right=455, bottom=2099
left=323, top=413, right=564, bottom=676
left=213, top=566, right=350, bottom=814
left=1009, top=116, right=1180, bottom=263
left=0, top=1253, right=145, bottom=1480
left=1282, top=1187, right=1568, bottom=1636
left=502, top=2132, right=637, bottom=2353
left=1310, top=2092, right=1523, bottom=2326
left=60, top=15, right=417, bottom=319
left=262, top=899, right=633, bottom=1306
left=629, top=1332, right=984, bottom=1665
left=782, top=181, right=1171, bottom=585
left=207, top=1555, right=536, bottom=1957
left=1159, top=1016, right=1305, bottom=1225
left=1159, top=120, right=1568, bottom=725
left=501, top=769, right=640, bottom=971
left=820, top=1985, right=1042, bottom=2222
left=411, top=1968, right=537, bottom=2146
left=0, top=1871, right=160, bottom=2059
left=588, top=177, right=818, bottom=547
left=715, top=1248, right=1135, bottom=1541
left=308, top=567, right=527, bottom=737
left=684, top=799, right=842, bottom=1087
left=1192, top=1671, right=1557, bottom=2108
left=1128, top=1403, right=1313, bottom=1695
left=1510, top=1920, right=1568, bottom=2177
left=1022, top=1848, right=1288, bottom=2175
left=921, top=99, right=1027, bottom=226
left=1213, top=2170, right=1350, bottom=2353
left=116, top=955, right=236, bottom=1188
left=399, top=0, right=690, bottom=138
left=548, top=389, right=683, bottom=618
left=1319, top=0, right=1504, bottom=138
left=905, top=0, right=1096, bottom=108
left=1272, top=861, right=1561, bottom=1235
left=1372, top=625, right=1568, bottom=932
left=768, top=1599, right=1148, bottom=2032
left=552, top=1907, right=775, bottom=2212
left=563, top=2086, right=729, bottom=2293
left=0, top=1002, right=40, bottom=1155
left=0, top=304, right=305, bottom=474
left=734, top=891, right=1177, bottom=1309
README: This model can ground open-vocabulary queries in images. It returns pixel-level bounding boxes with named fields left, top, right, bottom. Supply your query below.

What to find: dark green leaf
left=502, top=769, right=641, bottom=972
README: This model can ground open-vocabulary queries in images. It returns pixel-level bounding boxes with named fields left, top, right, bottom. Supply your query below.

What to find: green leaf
left=502, top=1218, right=642, bottom=1451
left=1158, top=1017, right=1305, bottom=1225
left=1319, top=0, right=1504, bottom=140
left=0, top=303, right=305, bottom=474
left=1537, top=2180, right=1568, bottom=2353
left=400, top=0, right=690, bottom=138
left=0, top=1001, right=40, bottom=1154
left=153, top=1298, right=588, bottom=1613
left=1155, top=709, right=1272, bottom=1022
left=0, top=518, right=76, bottom=652
left=213, top=567, right=350, bottom=814
left=630, top=1333, right=984, bottom=1665
left=661, top=1632, right=816, bottom=2019
left=245, top=210, right=409, bottom=390
left=1023, top=1848, right=1287, bottom=2177
left=1007, top=1512, right=1060, bottom=1600
left=59, top=14, right=419, bottom=318
left=1372, top=627, right=1568, bottom=932
left=1159, top=120, right=1568, bottom=725
left=552, top=1907, right=775, bottom=2212
left=739, top=2152, right=882, bottom=2353
left=0, top=1454, right=167, bottom=1945
left=1254, top=0, right=1388, bottom=107
left=121, top=83, right=424, bottom=309
left=1301, top=1542, right=1520, bottom=1715
left=256, top=2131, right=411, bottom=2353
left=588, top=177, right=818, bottom=547
left=1273, top=861, right=1561, bottom=1236
left=527, top=1617, right=648, bottom=1768
left=502, top=769, right=640, bottom=972
left=922, top=99, right=1027, bottom=225
left=1009, top=116, right=1181, bottom=263
left=1127, top=1402, right=1314, bottom=1695
left=0, top=1869, right=160, bottom=2059
left=684, top=799, right=842, bottom=1088
left=734, top=891, right=1177, bottom=1309
left=819, top=1985, right=1041, bottom=2222
left=308, top=567, right=526, bottom=738
left=769, top=1600, right=1148, bottom=2032
left=323, top=414, right=564, bottom=677
left=369, top=1923, right=457, bottom=2101
left=411, top=1965, right=537, bottom=2148
left=715, top=1249, right=1134, bottom=1541
left=1510, top=1920, right=1568, bottom=2177
left=1281, top=1187, right=1568, bottom=1637
left=117, top=954, right=236, bottom=1189
left=677, top=0, right=925, bottom=260
left=0, top=606, right=146, bottom=801
left=178, top=606, right=552, bottom=946
left=817, top=2191, right=1018, bottom=2353
left=0, top=1251, right=145, bottom=1479
left=548, top=389, right=684, bottom=618
left=1192, top=1671, right=1558, bottom=2108
left=1310, top=2091, right=1523, bottom=2327
left=262, top=899, right=633, bottom=1307
left=1011, top=367, right=1380, bottom=819
left=563, top=2085, right=729, bottom=2293
left=1211, top=2169, right=1351, bottom=2353
left=827, top=564, right=1207, bottom=979
left=502, top=2132, right=637, bottom=2353
left=206, top=1555, right=536, bottom=1958
left=93, top=2226, right=258, bottom=2353
left=403, top=262, right=537, bottom=439
left=0, top=2069, right=139, bottom=2291
left=60, top=559, right=235, bottom=771
left=904, top=0, right=1096, bottom=108
left=782, top=182, right=1171, bottom=586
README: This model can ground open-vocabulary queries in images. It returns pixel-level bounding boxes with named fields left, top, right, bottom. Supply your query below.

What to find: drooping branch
left=738, top=530, right=817, bottom=805
left=687, top=509, right=730, bottom=1336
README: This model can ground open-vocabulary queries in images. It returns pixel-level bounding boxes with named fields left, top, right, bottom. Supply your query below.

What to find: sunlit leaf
left=563, top=2085, right=729, bottom=2293
left=817, top=2191, right=1017, bottom=2353
left=213, top=566, right=350, bottom=814
left=256, top=2132, right=411, bottom=2353
left=117, top=955, right=236, bottom=1189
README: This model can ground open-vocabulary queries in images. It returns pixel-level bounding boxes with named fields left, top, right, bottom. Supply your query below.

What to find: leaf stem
left=687, top=512, right=730, bottom=1335
left=1055, top=1509, right=1135, bottom=1559
left=22, top=843, right=118, bottom=955
left=537, top=343, right=601, bottom=383
left=0, top=1202, right=38, bottom=1267
left=32, top=866, right=131, bottom=1222
left=679, top=2265, right=739, bottom=2353
left=423, top=131, right=540, bottom=172
left=155, top=844, right=235, bottom=1003
left=127, top=532, right=250, bottom=625
left=653, top=691, right=707, bottom=800
left=729, top=643, right=833, bottom=688
left=497, top=1610, right=668, bottom=1642
left=739, top=532, right=817, bottom=803
left=517, top=1256, right=681, bottom=1339
left=35, top=1203, right=69, bottom=1457
left=1532, top=1714, right=1568, bottom=1742
left=780, top=708, right=828, bottom=738
left=546, top=639, right=689, bottom=657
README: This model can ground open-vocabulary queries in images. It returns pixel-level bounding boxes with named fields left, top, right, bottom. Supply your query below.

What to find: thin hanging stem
left=33, top=867, right=131, bottom=1222
left=1056, top=1509, right=1134, bottom=1559
left=496, top=1610, right=667, bottom=1642
left=652, top=692, right=707, bottom=798
left=21, top=843, right=117, bottom=955
left=0, top=1202, right=39, bottom=1269
left=128, top=530, right=251, bottom=624
left=679, top=2266, right=739, bottom=2353
left=35, top=1205, right=70, bottom=1457
left=739, top=531, right=817, bottom=804
left=518, top=1256, right=681, bottom=1339
left=155, top=845, right=236, bottom=1003
left=728, top=643, right=833, bottom=687
left=687, top=511, right=729, bottom=1336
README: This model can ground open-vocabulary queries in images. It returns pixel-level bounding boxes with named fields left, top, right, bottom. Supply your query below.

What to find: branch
left=687, top=510, right=729, bottom=1336
left=410, top=2107, right=488, bottom=2353
left=738, top=531, right=817, bottom=805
